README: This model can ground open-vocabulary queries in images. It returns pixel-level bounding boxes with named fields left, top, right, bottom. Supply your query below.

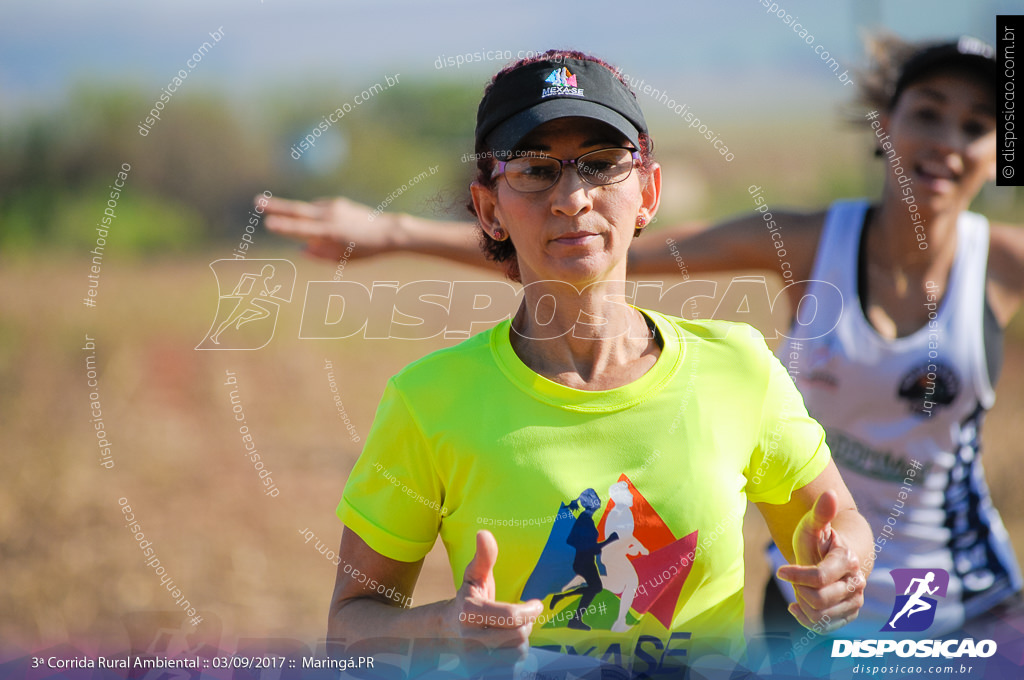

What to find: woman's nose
left=549, top=169, right=592, bottom=217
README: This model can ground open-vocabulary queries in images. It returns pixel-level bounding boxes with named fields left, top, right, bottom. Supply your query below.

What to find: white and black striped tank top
left=768, top=199, right=1021, bottom=637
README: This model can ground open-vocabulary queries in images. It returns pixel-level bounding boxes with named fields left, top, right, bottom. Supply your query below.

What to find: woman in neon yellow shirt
left=327, top=50, right=872, bottom=676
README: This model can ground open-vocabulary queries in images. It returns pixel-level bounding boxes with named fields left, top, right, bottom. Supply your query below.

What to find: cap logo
left=957, top=36, right=994, bottom=59
left=541, top=67, right=584, bottom=99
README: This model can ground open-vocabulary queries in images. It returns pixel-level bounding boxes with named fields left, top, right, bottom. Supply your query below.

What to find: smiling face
left=470, top=117, right=660, bottom=288
left=882, top=69, right=997, bottom=216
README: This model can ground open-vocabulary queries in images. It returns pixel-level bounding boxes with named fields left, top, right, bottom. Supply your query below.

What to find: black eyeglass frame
left=491, top=147, right=640, bottom=193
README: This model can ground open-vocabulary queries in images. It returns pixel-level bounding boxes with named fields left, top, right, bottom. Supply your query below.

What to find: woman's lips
left=914, top=162, right=958, bottom=192
left=552, top=231, right=599, bottom=246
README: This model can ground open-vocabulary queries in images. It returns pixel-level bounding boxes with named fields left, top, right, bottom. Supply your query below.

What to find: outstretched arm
left=263, top=195, right=496, bottom=270
left=262, top=194, right=827, bottom=280
left=628, top=210, right=825, bottom=278
left=988, top=223, right=1024, bottom=327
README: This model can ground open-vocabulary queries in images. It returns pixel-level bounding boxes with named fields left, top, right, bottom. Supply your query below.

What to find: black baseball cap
left=891, top=36, right=998, bottom=107
left=475, top=57, right=648, bottom=156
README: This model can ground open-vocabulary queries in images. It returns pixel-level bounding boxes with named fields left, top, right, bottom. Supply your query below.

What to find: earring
left=492, top=227, right=506, bottom=241
left=636, top=215, right=648, bottom=229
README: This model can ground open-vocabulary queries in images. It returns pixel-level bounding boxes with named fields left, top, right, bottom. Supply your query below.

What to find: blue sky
left=1, top=0, right=1013, bottom=118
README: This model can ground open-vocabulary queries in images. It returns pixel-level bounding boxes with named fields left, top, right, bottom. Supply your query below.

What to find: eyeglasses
left=492, top=147, right=639, bottom=193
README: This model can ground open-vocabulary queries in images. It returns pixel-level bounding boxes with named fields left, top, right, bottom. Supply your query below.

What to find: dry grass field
left=2, top=249, right=1022, bottom=656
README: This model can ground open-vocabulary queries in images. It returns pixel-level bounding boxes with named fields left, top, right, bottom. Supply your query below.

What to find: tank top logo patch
left=520, top=475, right=697, bottom=633
left=897, top=362, right=960, bottom=416
left=881, top=568, right=950, bottom=632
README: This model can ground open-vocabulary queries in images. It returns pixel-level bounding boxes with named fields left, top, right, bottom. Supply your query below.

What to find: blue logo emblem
left=882, top=568, right=949, bottom=632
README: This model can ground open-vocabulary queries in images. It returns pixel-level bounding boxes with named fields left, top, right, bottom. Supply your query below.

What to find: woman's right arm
left=328, top=527, right=434, bottom=639
left=329, top=528, right=543, bottom=655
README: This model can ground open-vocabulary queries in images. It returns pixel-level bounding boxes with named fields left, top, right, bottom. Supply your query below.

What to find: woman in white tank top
left=262, top=35, right=1024, bottom=640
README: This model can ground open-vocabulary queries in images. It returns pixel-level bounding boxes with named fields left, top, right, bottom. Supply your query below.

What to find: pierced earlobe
left=633, top=214, right=648, bottom=238
left=491, top=227, right=507, bottom=241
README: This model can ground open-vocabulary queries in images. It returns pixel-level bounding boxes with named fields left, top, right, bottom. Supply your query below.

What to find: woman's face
left=471, top=117, right=660, bottom=287
left=882, top=70, right=997, bottom=216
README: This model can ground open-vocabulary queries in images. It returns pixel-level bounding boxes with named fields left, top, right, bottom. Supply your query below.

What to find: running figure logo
left=196, top=259, right=296, bottom=350
left=882, top=568, right=950, bottom=632
left=521, top=475, right=697, bottom=633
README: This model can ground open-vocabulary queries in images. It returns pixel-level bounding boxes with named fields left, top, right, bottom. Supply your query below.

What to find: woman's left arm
left=987, top=224, right=1024, bottom=327
left=756, top=460, right=874, bottom=632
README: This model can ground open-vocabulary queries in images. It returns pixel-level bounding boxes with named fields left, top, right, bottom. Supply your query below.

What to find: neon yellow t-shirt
left=337, top=309, right=829, bottom=673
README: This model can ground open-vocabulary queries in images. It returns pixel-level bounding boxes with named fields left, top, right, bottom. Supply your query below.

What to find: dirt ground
left=2, top=251, right=1022, bottom=655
